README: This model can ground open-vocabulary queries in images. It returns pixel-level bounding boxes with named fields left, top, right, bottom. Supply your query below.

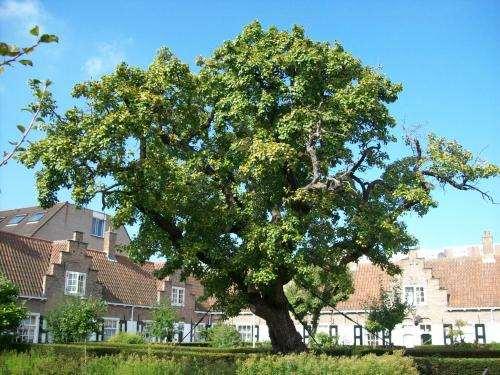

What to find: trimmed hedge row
left=413, top=357, right=500, bottom=375
left=407, top=344, right=500, bottom=358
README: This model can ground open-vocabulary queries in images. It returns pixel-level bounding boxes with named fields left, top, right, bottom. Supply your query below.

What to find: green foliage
left=107, top=332, right=145, bottom=344
left=309, top=332, right=338, bottom=350
left=286, top=266, right=352, bottom=336
left=148, top=301, right=179, bottom=342
left=446, top=319, right=467, bottom=344
left=0, top=25, right=58, bottom=74
left=46, top=297, right=106, bottom=343
left=0, top=351, right=236, bottom=375
left=205, top=325, right=242, bottom=348
left=0, top=275, right=27, bottom=336
left=238, top=352, right=417, bottom=375
left=18, top=21, right=499, bottom=352
left=413, top=357, right=500, bottom=375
left=365, top=285, right=412, bottom=336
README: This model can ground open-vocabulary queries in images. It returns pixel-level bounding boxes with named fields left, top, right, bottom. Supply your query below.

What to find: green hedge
left=406, top=345, right=500, bottom=358
left=413, top=357, right=500, bottom=375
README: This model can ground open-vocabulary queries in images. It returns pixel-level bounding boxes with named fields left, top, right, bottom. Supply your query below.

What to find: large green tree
left=19, top=22, right=499, bottom=352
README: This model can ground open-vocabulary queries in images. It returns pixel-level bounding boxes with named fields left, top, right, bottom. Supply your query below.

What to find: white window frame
left=366, top=331, right=380, bottom=347
left=171, top=286, right=185, bottom=307
left=91, top=216, right=106, bottom=237
left=237, top=325, right=253, bottom=342
left=404, top=285, right=425, bottom=306
left=103, top=318, right=119, bottom=340
left=64, top=271, right=87, bottom=296
left=26, top=212, right=45, bottom=223
left=17, top=313, right=39, bottom=343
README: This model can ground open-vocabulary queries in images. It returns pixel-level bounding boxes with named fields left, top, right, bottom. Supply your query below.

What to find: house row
left=0, top=203, right=499, bottom=347
left=227, top=231, right=500, bottom=347
left=0, top=203, right=219, bottom=343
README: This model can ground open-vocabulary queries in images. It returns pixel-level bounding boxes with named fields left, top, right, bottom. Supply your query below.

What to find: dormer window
left=171, top=286, right=185, bottom=307
left=7, top=214, right=26, bottom=225
left=91, top=217, right=105, bottom=237
left=404, top=286, right=425, bottom=306
left=65, top=271, right=86, bottom=296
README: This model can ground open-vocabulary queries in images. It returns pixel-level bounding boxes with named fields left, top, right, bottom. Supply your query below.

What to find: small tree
left=148, top=301, right=179, bottom=342
left=46, top=297, right=106, bottom=343
left=448, top=319, right=467, bottom=344
left=0, top=275, right=27, bottom=337
left=365, top=285, right=412, bottom=346
left=286, top=266, right=352, bottom=337
left=205, top=324, right=242, bottom=348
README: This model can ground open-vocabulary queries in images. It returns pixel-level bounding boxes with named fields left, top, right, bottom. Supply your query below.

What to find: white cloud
left=83, top=42, right=127, bottom=78
left=0, top=0, right=47, bottom=31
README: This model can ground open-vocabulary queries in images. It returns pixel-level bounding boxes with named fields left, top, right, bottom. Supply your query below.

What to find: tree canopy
left=19, top=22, right=499, bottom=352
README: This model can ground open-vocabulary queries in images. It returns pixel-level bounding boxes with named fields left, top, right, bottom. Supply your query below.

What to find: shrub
left=309, top=332, right=338, bottom=351
left=0, top=275, right=27, bottom=337
left=205, top=324, right=242, bottom=348
left=407, top=345, right=500, bottom=358
left=413, top=357, right=500, bottom=375
left=237, top=352, right=417, bottom=375
left=0, top=351, right=236, bottom=374
left=148, top=301, right=180, bottom=342
left=107, top=332, right=145, bottom=344
left=46, top=297, right=106, bottom=343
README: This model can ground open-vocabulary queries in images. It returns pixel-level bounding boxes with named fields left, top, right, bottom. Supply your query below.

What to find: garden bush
left=0, top=351, right=236, bottom=375
left=237, top=352, right=418, bottom=375
left=107, top=332, right=145, bottom=344
left=413, top=357, right=500, bottom=375
left=204, top=325, right=242, bottom=348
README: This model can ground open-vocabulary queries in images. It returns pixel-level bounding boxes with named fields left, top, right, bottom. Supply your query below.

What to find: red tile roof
left=87, top=249, right=159, bottom=306
left=0, top=231, right=52, bottom=297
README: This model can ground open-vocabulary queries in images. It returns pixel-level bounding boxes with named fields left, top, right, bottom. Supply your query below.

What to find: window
left=415, top=287, right=425, bottom=304
left=367, top=332, right=380, bottom=347
left=7, top=214, right=26, bottom=225
left=103, top=318, right=118, bottom=340
left=91, top=217, right=105, bottom=237
left=329, top=325, right=338, bottom=338
left=237, top=325, right=253, bottom=342
left=421, top=333, right=432, bottom=345
left=404, top=286, right=425, bottom=305
left=354, top=325, right=363, bottom=345
left=64, top=271, right=86, bottom=296
left=171, top=286, right=185, bottom=306
left=443, top=324, right=453, bottom=345
left=27, top=212, right=45, bottom=223
left=382, top=329, right=392, bottom=346
left=17, top=315, right=38, bottom=343
left=475, top=324, right=486, bottom=344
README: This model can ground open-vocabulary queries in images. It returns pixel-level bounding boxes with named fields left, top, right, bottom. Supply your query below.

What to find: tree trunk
left=250, top=284, right=306, bottom=353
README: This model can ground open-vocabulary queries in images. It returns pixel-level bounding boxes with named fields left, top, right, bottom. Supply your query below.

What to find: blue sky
left=0, top=0, right=498, bottom=252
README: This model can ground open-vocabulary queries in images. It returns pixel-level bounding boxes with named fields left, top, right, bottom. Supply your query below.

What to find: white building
left=228, top=231, right=500, bottom=347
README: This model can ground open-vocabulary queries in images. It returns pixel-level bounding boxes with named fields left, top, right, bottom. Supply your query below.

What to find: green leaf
left=30, top=25, right=40, bottom=36
left=19, top=59, right=33, bottom=66
left=39, top=34, right=59, bottom=43
left=17, top=125, right=26, bottom=133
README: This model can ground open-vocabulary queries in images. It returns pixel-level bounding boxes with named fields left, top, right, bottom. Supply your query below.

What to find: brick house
left=228, top=231, right=500, bottom=347
left=0, top=229, right=218, bottom=343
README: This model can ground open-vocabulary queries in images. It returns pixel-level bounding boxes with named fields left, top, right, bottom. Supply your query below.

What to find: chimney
left=72, top=231, right=84, bottom=242
left=103, top=229, right=117, bottom=260
left=482, top=230, right=495, bottom=263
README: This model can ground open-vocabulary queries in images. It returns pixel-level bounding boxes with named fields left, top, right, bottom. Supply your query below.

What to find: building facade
left=228, top=231, right=500, bottom=347
left=0, top=230, right=218, bottom=343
